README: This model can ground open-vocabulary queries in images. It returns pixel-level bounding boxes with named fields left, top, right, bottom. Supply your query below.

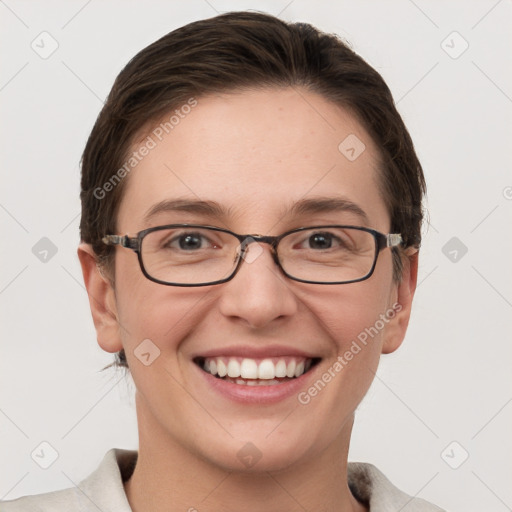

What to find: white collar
left=85, top=448, right=444, bottom=512
left=2, top=448, right=444, bottom=511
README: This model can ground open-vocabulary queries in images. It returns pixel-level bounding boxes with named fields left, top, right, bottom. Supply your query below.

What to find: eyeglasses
left=102, top=224, right=402, bottom=286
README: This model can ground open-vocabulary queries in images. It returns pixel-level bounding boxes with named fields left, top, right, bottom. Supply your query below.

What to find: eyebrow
left=142, top=196, right=370, bottom=226
left=289, top=197, right=370, bottom=226
left=143, top=199, right=232, bottom=224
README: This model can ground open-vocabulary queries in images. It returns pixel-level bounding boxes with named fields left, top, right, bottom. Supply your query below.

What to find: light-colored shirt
left=1, top=448, right=445, bottom=511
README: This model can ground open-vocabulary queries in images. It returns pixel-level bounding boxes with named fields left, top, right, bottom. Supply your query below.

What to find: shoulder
left=0, top=487, right=82, bottom=512
left=348, top=462, right=446, bottom=511
left=0, top=448, right=137, bottom=512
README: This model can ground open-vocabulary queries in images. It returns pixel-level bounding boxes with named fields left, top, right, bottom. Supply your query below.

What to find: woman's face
left=88, top=87, right=416, bottom=472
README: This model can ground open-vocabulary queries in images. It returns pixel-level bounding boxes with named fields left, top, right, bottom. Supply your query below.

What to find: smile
left=194, top=356, right=321, bottom=386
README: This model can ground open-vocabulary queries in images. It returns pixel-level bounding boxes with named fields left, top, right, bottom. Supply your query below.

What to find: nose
left=217, top=241, right=298, bottom=329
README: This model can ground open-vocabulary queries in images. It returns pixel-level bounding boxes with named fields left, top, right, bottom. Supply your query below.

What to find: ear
left=381, top=248, right=419, bottom=354
left=77, top=243, right=123, bottom=353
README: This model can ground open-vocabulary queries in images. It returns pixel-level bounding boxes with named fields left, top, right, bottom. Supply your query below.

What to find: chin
left=195, top=427, right=316, bottom=474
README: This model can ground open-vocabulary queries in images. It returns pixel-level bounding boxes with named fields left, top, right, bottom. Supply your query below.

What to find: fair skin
left=78, top=87, right=418, bottom=512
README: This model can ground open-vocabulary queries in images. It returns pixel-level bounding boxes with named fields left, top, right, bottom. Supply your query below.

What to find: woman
left=2, top=11, right=445, bottom=511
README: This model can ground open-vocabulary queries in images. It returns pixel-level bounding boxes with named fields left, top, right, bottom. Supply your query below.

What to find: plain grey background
left=1, top=1, right=511, bottom=511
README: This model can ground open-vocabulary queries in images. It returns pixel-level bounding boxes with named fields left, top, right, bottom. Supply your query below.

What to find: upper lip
left=192, top=345, right=321, bottom=360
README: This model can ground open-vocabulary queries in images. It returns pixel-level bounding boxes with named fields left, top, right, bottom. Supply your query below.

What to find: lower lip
left=194, top=361, right=319, bottom=404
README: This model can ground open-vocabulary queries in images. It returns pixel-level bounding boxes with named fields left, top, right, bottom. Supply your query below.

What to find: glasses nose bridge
left=241, top=233, right=278, bottom=247
left=239, top=233, right=280, bottom=255
left=237, top=233, right=280, bottom=265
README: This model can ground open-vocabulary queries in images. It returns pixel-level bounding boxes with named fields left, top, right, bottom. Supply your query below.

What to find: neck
left=124, top=393, right=367, bottom=512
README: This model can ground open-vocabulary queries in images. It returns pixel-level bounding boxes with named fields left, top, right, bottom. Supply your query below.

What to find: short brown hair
left=80, top=11, right=426, bottom=370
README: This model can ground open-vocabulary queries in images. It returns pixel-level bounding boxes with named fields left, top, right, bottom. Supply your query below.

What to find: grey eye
left=175, top=233, right=204, bottom=250
left=307, top=233, right=334, bottom=249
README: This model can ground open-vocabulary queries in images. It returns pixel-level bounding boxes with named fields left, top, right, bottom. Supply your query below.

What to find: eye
left=298, top=231, right=348, bottom=250
left=306, top=232, right=337, bottom=249
left=164, top=231, right=219, bottom=251
left=174, top=233, right=205, bottom=250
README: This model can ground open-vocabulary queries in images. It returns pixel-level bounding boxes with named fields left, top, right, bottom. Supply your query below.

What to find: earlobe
left=381, top=248, right=419, bottom=354
left=77, top=243, right=123, bottom=354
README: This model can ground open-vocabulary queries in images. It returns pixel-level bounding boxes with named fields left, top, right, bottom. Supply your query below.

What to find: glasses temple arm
left=102, top=235, right=139, bottom=250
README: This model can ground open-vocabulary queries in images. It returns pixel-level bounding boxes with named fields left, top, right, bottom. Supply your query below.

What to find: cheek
left=117, top=287, right=207, bottom=353
left=114, top=253, right=208, bottom=355
left=288, top=288, right=390, bottom=454
left=317, top=297, right=385, bottom=392
left=305, top=277, right=392, bottom=349
left=297, top=281, right=394, bottom=403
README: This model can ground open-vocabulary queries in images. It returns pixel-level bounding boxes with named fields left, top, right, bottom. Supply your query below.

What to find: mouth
left=193, top=356, right=321, bottom=386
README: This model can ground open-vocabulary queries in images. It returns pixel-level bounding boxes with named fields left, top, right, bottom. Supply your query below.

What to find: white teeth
left=201, top=356, right=315, bottom=381
left=227, top=359, right=240, bottom=378
left=286, top=360, right=296, bottom=378
left=275, top=360, right=287, bottom=378
left=294, top=361, right=305, bottom=378
left=258, top=359, right=275, bottom=379
left=240, top=358, right=258, bottom=379
left=222, top=377, right=283, bottom=386
left=217, top=359, right=227, bottom=377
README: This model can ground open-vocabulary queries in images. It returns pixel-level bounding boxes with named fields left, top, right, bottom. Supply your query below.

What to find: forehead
left=117, top=87, right=389, bottom=233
